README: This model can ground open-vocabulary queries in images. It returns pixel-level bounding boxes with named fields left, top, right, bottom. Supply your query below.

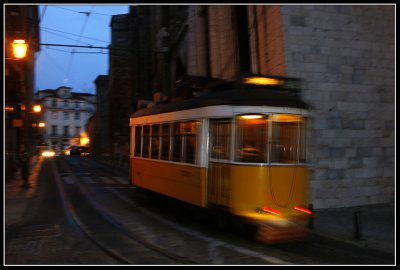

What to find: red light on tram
left=294, top=205, right=312, bottom=215
left=262, top=207, right=281, bottom=216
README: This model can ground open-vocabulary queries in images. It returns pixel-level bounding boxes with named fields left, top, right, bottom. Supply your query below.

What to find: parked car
left=68, top=145, right=89, bottom=156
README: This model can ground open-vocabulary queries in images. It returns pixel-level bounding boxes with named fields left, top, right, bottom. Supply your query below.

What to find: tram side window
left=210, top=119, right=231, bottom=160
left=151, top=124, right=160, bottom=159
left=142, top=125, right=150, bottom=158
left=235, top=115, right=268, bottom=163
left=270, top=114, right=306, bottom=163
left=134, top=126, right=142, bottom=157
left=172, top=122, right=184, bottom=162
left=183, top=121, right=199, bottom=164
left=160, top=123, right=171, bottom=160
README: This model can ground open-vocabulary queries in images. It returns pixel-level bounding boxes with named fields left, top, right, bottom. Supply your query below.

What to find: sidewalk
left=312, top=203, right=395, bottom=255
left=5, top=155, right=43, bottom=228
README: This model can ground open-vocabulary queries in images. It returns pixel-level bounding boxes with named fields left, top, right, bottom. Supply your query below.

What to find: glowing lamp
left=33, top=105, right=42, bottom=113
left=243, top=76, right=283, bottom=86
left=12, top=39, right=28, bottom=59
left=80, top=136, right=90, bottom=146
left=239, top=114, right=264, bottom=120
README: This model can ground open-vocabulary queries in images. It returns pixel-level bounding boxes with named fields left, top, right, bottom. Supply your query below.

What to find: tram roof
left=131, top=87, right=309, bottom=118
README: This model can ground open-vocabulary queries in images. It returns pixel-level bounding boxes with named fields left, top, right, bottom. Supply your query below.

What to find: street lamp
left=33, top=104, right=42, bottom=113
left=11, top=39, right=28, bottom=59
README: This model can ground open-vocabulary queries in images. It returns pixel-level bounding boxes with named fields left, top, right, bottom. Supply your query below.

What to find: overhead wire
left=41, top=26, right=109, bottom=44
left=41, top=29, right=94, bottom=46
left=41, top=50, right=81, bottom=87
left=52, top=5, right=117, bottom=17
left=38, top=5, right=128, bottom=91
left=64, top=6, right=95, bottom=86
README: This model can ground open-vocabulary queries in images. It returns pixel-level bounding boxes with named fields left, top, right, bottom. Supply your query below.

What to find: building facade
left=5, top=5, right=40, bottom=180
left=34, top=87, right=96, bottom=154
left=184, top=5, right=395, bottom=209
left=100, top=4, right=394, bottom=209
left=105, top=6, right=189, bottom=159
left=91, top=75, right=110, bottom=155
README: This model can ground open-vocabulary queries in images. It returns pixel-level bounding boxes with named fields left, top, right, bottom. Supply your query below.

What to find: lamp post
left=7, top=38, right=33, bottom=186
left=5, top=5, right=40, bottom=184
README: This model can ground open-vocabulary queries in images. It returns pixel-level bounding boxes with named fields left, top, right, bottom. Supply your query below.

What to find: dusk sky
left=35, top=5, right=130, bottom=94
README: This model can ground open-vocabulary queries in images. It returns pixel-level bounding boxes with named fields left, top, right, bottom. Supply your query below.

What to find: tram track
left=53, top=157, right=193, bottom=264
left=50, top=156, right=394, bottom=265
left=54, top=156, right=294, bottom=265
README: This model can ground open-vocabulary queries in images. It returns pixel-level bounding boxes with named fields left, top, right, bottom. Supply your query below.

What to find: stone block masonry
left=280, top=5, right=394, bottom=209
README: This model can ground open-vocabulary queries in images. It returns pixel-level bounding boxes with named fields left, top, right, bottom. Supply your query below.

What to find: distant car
left=41, top=149, right=56, bottom=158
left=69, top=146, right=89, bottom=156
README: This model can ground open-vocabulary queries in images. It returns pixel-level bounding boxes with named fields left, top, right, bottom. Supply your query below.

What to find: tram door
left=207, top=119, right=232, bottom=208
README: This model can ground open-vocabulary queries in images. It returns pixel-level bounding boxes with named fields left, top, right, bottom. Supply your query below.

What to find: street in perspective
left=4, top=4, right=395, bottom=266
left=5, top=155, right=394, bottom=265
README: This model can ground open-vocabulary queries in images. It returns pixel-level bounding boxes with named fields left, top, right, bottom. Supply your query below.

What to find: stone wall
left=281, top=5, right=395, bottom=208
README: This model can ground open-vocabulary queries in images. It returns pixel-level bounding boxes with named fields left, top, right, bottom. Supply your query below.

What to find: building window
left=51, top=111, right=58, bottom=119
left=75, top=112, right=80, bottom=120
left=75, top=101, right=79, bottom=108
left=63, top=111, right=69, bottom=120
left=64, top=100, right=69, bottom=108
left=52, top=99, right=57, bottom=107
left=63, top=126, right=69, bottom=136
left=75, top=126, right=81, bottom=136
left=51, top=125, right=57, bottom=136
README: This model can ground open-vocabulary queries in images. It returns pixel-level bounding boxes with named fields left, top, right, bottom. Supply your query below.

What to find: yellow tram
left=129, top=75, right=312, bottom=243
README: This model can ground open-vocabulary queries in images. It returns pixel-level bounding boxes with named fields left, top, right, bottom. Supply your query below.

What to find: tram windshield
left=270, top=114, right=306, bottom=163
left=235, top=115, right=269, bottom=163
left=235, top=114, right=306, bottom=163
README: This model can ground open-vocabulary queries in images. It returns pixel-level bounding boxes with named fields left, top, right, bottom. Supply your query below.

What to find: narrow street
left=5, top=156, right=394, bottom=265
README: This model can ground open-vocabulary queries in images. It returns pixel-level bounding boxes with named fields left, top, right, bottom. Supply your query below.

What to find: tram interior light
left=239, top=114, right=264, bottom=120
left=270, top=114, right=303, bottom=122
